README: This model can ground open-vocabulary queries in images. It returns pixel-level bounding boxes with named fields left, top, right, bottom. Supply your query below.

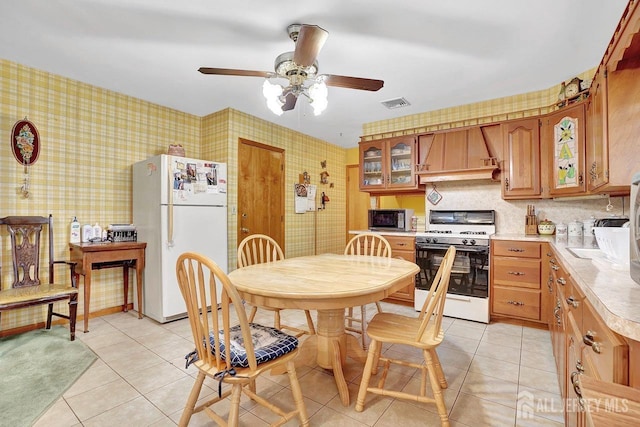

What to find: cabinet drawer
left=492, top=287, right=540, bottom=320
left=582, top=300, right=628, bottom=384
left=493, top=258, right=541, bottom=289
left=385, top=235, right=415, bottom=253
left=493, top=240, right=541, bottom=258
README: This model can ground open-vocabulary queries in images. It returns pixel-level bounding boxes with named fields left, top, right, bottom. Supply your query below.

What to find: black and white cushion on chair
left=211, top=323, right=298, bottom=368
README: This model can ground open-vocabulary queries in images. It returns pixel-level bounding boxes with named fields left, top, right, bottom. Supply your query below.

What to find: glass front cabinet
left=359, top=136, right=419, bottom=193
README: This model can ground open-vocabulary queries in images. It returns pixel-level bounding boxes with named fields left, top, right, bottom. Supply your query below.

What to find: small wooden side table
left=69, top=241, right=146, bottom=332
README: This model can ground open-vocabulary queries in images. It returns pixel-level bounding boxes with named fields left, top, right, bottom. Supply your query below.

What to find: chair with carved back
left=343, top=232, right=391, bottom=349
left=176, top=252, right=309, bottom=427
left=0, top=215, right=78, bottom=340
left=237, top=234, right=315, bottom=337
left=355, top=245, right=456, bottom=426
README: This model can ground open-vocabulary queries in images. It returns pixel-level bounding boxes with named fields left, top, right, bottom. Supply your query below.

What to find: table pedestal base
left=274, top=308, right=368, bottom=406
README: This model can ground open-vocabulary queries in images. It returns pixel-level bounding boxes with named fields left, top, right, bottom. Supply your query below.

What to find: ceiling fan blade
left=322, top=74, right=384, bottom=91
left=198, top=67, right=272, bottom=78
left=293, top=24, right=329, bottom=67
left=282, top=93, right=298, bottom=111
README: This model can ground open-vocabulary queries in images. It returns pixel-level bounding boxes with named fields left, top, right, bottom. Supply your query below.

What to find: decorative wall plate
left=11, top=118, right=40, bottom=165
left=427, top=187, right=442, bottom=205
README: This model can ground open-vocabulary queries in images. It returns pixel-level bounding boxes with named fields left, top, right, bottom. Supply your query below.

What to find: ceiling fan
left=198, top=24, right=384, bottom=115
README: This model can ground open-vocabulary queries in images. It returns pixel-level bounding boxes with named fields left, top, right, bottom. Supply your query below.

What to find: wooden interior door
left=346, top=164, right=370, bottom=241
left=237, top=138, right=285, bottom=251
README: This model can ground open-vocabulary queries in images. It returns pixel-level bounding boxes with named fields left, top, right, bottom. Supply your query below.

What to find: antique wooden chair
left=0, top=215, right=78, bottom=340
left=355, top=245, right=456, bottom=427
left=237, top=234, right=315, bottom=337
left=176, top=252, right=309, bottom=427
left=343, top=232, right=391, bottom=349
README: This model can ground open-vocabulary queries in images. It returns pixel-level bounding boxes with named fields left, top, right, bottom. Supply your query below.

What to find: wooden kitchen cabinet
left=585, top=0, right=640, bottom=195
left=383, top=234, right=416, bottom=304
left=359, top=136, right=420, bottom=193
left=501, top=118, right=542, bottom=199
left=490, top=240, right=544, bottom=322
left=586, top=66, right=609, bottom=192
left=543, top=102, right=587, bottom=197
left=415, top=124, right=501, bottom=183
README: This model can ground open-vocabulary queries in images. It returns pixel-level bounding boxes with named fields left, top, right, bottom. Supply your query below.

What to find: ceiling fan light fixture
left=262, top=79, right=284, bottom=116
left=308, top=79, right=328, bottom=116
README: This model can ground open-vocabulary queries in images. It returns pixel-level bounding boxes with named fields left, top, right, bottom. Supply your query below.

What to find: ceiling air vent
left=381, top=97, right=411, bottom=109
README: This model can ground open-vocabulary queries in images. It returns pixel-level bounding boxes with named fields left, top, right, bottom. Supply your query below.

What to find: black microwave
left=368, top=209, right=414, bottom=232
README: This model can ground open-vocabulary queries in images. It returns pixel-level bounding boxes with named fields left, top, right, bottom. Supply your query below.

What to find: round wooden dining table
left=228, top=253, right=419, bottom=406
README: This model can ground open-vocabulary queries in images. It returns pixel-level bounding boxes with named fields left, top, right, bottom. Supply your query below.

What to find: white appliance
left=133, top=154, right=228, bottom=323
left=414, top=210, right=495, bottom=323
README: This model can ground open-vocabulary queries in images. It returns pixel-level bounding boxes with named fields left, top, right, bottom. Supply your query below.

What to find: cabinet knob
left=507, top=271, right=525, bottom=276
left=566, top=296, right=579, bottom=308
left=507, top=248, right=525, bottom=252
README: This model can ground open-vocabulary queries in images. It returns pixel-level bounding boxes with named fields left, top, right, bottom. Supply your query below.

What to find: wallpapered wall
left=0, top=59, right=346, bottom=331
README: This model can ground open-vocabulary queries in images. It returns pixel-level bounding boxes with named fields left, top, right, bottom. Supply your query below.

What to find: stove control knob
left=470, top=239, right=476, bottom=246
left=462, top=239, right=468, bottom=245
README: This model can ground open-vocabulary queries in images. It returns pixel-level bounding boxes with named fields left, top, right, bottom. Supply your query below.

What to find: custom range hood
left=415, top=124, right=501, bottom=183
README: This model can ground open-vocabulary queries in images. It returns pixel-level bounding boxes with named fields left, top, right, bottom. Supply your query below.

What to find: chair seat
left=208, top=323, right=298, bottom=368
left=0, top=284, right=78, bottom=309
left=365, top=312, right=444, bottom=348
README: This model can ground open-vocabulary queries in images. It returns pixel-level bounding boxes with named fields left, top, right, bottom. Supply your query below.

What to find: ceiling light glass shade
left=262, top=80, right=284, bottom=116
left=308, top=80, right=328, bottom=116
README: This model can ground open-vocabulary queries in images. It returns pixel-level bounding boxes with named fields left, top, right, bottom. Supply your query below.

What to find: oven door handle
left=415, top=244, right=488, bottom=253
left=445, top=295, right=472, bottom=302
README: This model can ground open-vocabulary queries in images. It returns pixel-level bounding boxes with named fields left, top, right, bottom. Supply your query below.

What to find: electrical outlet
left=231, top=205, right=236, bottom=215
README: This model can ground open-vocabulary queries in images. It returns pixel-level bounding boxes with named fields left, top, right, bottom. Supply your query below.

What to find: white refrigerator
left=133, top=154, right=228, bottom=323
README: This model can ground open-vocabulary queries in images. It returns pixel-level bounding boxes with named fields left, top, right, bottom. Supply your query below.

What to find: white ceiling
left=0, top=0, right=629, bottom=148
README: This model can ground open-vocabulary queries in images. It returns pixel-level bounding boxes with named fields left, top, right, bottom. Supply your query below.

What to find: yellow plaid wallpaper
left=0, top=59, right=347, bottom=332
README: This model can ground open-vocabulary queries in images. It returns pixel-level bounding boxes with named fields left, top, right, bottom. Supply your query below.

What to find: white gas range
left=414, top=210, right=495, bottom=323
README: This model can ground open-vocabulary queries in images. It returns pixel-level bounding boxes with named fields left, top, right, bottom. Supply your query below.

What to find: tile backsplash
left=420, top=181, right=629, bottom=233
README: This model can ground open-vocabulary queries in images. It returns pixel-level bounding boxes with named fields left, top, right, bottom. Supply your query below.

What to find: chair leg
left=286, top=359, right=310, bottom=426
left=273, top=309, right=282, bottom=329
left=248, top=305, right=258, bottom=322
left=359, top=305, right=367, bottom=349
left=69, top=294, right=78, bottom=341
left=228, top=384, right=243, bottom=426
left=430, top=349, right=448, bottom=389
left=355, top=339, right=379, bottom=412
left=303, top=310, right=316, bottom=335
left=46, top=303, right=54, bottom=329
left=374, top=301, right=382, bottom=312
left=179, top=371, right=206, bottom=427
left=425, top=349, right=450, bottom=426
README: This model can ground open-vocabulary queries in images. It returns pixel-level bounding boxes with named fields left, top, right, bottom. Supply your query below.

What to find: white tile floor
left=35, top=303, right=564, bottom=426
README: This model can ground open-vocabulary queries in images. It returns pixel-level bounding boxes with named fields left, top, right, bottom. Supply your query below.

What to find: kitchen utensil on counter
left=568, top=220, right=583, bottom=237
left=582, top=217, right=596, bottom=236
left=594, top=217, right=630, bottom=227
left=556, top=223, right=568, bottom=236
left=593, top=227, right=630, bottom=266
left=538, top=223, right=556, bottom=235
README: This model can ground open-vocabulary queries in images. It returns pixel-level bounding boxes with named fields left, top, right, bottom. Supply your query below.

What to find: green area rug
left=0, top=326, right=97, bottom=427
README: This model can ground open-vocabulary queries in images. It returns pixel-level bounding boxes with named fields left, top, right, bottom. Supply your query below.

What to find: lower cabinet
left=384, top=235, right=415, bottom=305
left=490, top=240, right=545, bottom=322
left=492, top=240, right=634, bottom=425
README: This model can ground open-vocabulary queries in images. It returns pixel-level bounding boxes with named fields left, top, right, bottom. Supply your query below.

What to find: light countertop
left=492, top=234, right=640, bottom=342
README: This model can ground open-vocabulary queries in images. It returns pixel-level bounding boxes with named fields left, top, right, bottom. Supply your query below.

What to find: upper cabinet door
left=359, top=136, right=419, bottom=193
left=502, top=118, right=542, bottom=199
left=360, top=140, right=386, bottom=191
left=545, top=103, right=587, bottom=197
left=586, top=68, right=609, bottom=192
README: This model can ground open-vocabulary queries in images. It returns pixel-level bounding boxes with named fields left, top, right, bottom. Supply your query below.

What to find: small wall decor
left=11, top=118, right=40, bottom=166
left=320, top=171, right=329, bottom=184
left=427, top=185, right=442, bottom=205
left=11, top=117, right=40, bottom=198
